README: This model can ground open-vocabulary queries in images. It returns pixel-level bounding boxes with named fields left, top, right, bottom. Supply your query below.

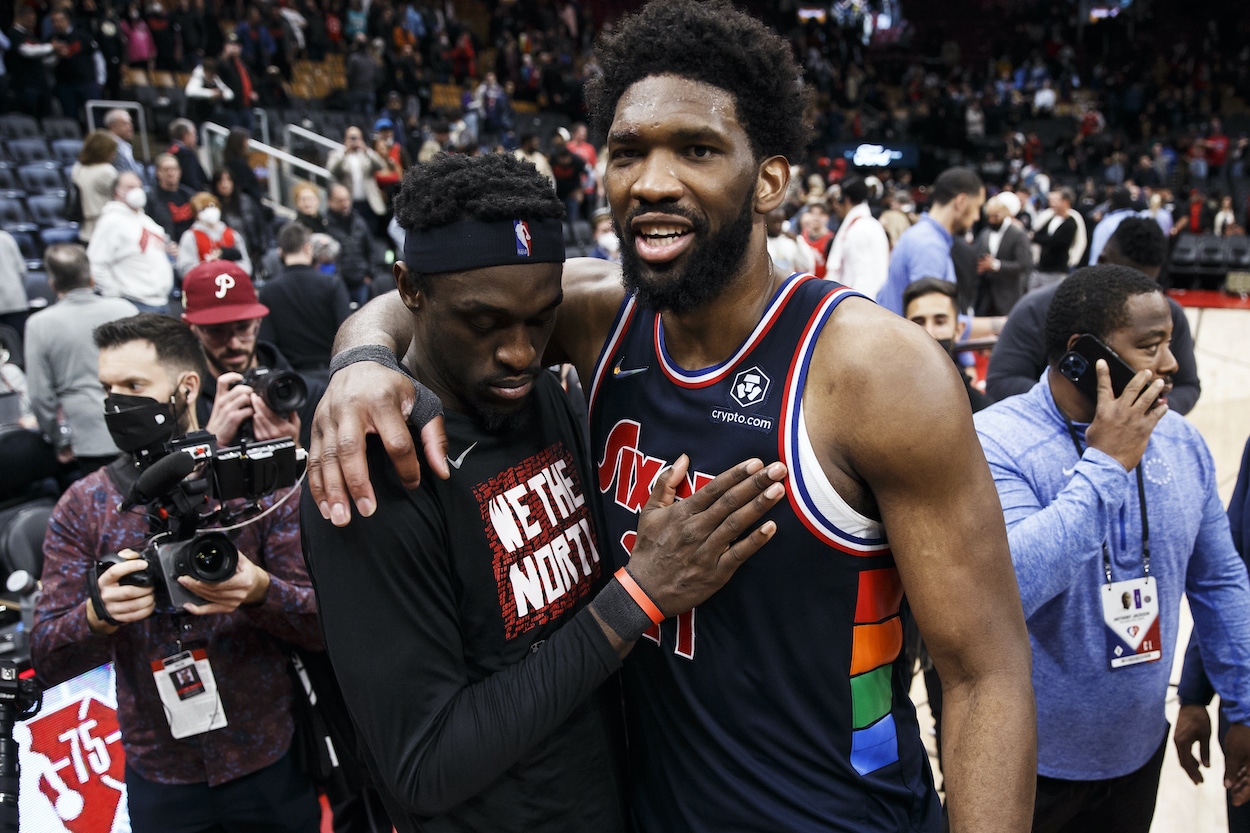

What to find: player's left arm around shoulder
left=810, top=304, right=1036, bottom=832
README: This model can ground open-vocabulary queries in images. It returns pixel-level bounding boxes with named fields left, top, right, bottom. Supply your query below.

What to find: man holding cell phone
left=974, top=263, right=1250, bottom=833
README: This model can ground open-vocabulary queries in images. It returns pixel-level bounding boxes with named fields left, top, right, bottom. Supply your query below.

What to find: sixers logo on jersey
left=597, top=419, right=715, bottom=555
left=514, top=220, right=532, bottom=256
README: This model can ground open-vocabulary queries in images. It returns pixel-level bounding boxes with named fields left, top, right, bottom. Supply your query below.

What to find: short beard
left=472, top=395, right=536, bottom=435
left=619, top=195, right=755, bottom=315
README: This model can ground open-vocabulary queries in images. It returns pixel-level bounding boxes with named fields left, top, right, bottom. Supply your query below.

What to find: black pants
left=125, top=750, right=321, bottom=833
left=1032, top=727, right=1168, bottom=833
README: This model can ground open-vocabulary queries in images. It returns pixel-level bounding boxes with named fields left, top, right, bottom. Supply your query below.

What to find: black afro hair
left=585, top=0, right=811, bottom=162
left=1044, top=264, right=1163, bottom=364
left=1104, top=216, right=1166, bottom=270
left=392, top=151, right=565, bottom=233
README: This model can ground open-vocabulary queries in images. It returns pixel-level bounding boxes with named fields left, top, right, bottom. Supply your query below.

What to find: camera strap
left=104, top=454, right=142, bottom=500
left=86, top=570, right=124, bottom=628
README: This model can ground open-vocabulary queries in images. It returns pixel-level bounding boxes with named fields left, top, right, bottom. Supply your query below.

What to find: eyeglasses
left=197, top=319, right=259, bottom=344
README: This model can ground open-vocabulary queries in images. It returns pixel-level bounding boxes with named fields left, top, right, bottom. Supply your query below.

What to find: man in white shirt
left=826, top=176, right=890, bottom=298
left=86, top=171, right=175, bottom=312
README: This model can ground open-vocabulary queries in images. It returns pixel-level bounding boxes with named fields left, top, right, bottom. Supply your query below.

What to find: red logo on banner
left=26, top=696, right=125, bottom=833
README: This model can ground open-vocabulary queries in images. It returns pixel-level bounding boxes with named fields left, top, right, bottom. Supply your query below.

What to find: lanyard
left=1064, top=419, right=1151, bottom=583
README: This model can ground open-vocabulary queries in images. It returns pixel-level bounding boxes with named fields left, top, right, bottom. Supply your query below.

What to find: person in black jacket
left=167, top=119, right=208, bottom=193
left=49, top=9, right=98, bottom=125
left=1030, top=186, right=1079, bottom=290
left=145, top=152, right=197, bottom=242
left=212, top=167, right=267, bottom=263
left=258, top=223, right=350, bottom=375
left=7, top=6, right=53, bottom=118
left=324, top=183, right=375, bottom=306
left=986, top=217, right=1201, bottom=413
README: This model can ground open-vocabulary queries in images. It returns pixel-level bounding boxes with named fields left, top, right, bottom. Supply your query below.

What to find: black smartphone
left=1057, top=334, right=1139, bottom=403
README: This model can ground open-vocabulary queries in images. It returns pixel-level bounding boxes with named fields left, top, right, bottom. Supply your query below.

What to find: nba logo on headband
left=514, top=220, right=532, bottom=257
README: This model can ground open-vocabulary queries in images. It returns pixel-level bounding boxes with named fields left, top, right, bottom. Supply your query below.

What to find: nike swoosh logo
left=1062, top=465, right=1077, bottom=476
left=446, top=442, right=478, bottom=470
left=612, top=356, right=648, bottom=378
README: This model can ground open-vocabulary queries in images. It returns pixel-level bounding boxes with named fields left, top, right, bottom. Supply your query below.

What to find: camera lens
left=258, top=370, right=308, bottom=413
left=188, top=533, right=239, bottom=583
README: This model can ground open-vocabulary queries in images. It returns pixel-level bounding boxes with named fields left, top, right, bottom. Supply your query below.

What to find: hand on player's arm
left=87, top=549, right=155, bottom=634
left=180, top=551, right=270, bottom=615
left=590, top=455, right=787, bottom=657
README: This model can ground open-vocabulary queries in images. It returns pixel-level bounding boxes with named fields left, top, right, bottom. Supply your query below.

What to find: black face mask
left=104, top=393, right=177, bottom=453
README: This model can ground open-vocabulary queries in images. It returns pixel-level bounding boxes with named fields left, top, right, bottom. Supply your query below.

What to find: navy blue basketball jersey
left=587, top=273, right=939, bottom=832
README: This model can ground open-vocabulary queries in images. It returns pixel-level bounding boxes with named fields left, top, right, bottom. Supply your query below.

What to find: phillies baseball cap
left=181, top=262, right=269, bottom=325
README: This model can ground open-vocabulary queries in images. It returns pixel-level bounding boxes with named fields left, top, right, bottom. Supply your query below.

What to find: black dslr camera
left=93, top=431, right=302, bottom=613
left=235, top=367, right=308, bottom=441
left=97, top=530, right=239, bottom=611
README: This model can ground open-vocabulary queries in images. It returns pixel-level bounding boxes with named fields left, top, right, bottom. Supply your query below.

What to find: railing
left=85, top=100, right=152, bottom=164
left=199, top=122, right=331, bottom=209
left=286, top=124, right=344, bottom=155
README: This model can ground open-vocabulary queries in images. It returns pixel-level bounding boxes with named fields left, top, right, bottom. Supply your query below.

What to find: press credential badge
left=1101, top=576, right=1161, bottom=669
left=151, top=648, right=228, bottom=738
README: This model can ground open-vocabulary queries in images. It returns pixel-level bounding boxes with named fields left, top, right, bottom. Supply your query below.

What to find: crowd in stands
left=0, top=0, right=1248, bottom=827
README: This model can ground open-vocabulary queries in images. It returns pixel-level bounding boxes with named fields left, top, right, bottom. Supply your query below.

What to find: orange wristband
left=615, top=567, right=665, bottom=625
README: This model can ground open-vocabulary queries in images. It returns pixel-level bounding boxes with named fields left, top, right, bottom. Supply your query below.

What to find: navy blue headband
left=402, top=217, right=566, bottom=274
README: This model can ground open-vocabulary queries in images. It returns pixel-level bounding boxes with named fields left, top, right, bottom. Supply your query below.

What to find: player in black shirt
left=301, top=153, right=787, bottom=832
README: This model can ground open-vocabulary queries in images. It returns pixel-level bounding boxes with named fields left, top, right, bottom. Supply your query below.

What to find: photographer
left=180, top=262, right=325, bottom=449
left=31, top=313, right=322, bottom=832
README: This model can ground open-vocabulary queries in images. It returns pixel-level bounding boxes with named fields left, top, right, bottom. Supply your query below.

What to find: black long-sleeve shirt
left=301, top=375, right=627, bottom=831
left=1032, top=214, right=1077, bottom=273
left=985, top=282, right=1201, bottom=414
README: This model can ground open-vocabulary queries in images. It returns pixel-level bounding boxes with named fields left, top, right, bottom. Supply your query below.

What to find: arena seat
left=1197, top=234, right=1227, bottom=269
left=0, top=498, right=54, bottom=580
left=1171, top=233, right=1200, bottom=272
left=24, top=272, right=54, bottom=309
left=5, top=138, right=51, bottom=166
left=25, top=194, right=73, bottom=229
left=40, top=118, right=83, bottom=141
left=51, top=139, right=84, bottom=167
left=1226, top=235, right=1250, bottom=272
left=8, top=230, right=43, bottom=270
left=0, top=196, right=37, bottom=235
left=18, top=162, right=66, bottom=196
left=0, top=164, right=19, bottom=193
left=0, top=115, right=40, bottom=141
left=39, top=226, right=80, bottom=248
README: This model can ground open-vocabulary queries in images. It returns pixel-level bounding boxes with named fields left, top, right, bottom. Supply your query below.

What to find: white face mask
left=123, top=188, right=147, bottom=210
left=596, top=232, right=619, bottom=255
left=199, top=207, right=222, bottom=226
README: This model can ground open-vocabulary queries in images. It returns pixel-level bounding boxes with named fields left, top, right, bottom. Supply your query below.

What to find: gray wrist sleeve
left=590, top=577, right=655, bottom=644
left=328, top=345, right=444, bottom=430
